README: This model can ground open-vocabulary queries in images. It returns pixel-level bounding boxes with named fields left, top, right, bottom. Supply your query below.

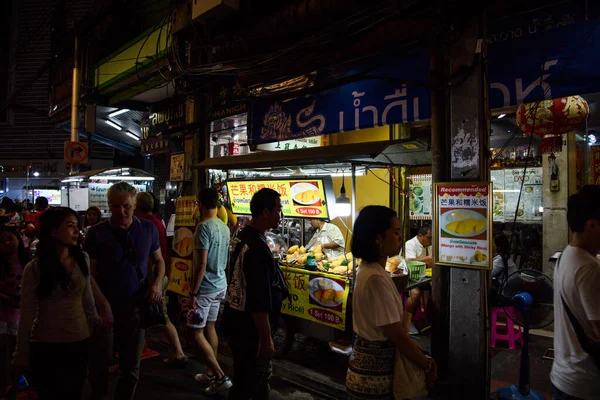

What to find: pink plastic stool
left=491, top=306, right=523, bottom=349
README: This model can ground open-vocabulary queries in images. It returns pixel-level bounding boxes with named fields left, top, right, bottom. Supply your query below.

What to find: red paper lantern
left=516, top=96, right=589, bottom=154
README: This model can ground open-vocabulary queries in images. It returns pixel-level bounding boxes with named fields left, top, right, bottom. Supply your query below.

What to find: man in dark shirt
left=85, top=182, right=165, bottom=400
left=222, top=188, right=289, bottom=400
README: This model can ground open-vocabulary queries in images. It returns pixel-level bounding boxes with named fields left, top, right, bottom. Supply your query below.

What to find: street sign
left=64, top=141, right=88, bottom=164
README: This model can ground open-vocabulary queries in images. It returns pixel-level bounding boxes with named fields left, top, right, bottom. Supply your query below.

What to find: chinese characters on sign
left=168, top=196, right=197, bottom=296
left=225, top=178, right=332, bottom=219
left=434, top=183, right=492, bottom=270
left=280, top=266, right=349, bottom=331
left=141, top=137, right=170, bottom=155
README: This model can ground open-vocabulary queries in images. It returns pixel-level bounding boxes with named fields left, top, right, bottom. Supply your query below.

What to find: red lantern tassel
left=539, top=134, right=563, bottom=155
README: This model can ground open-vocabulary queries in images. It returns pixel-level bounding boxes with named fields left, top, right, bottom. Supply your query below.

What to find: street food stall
left=196, top=138, right=433, bottom=355
left=60, top=167, right=155, bottom=215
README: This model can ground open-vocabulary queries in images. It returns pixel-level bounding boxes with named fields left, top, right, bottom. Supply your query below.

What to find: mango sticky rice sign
left=433, top=183, right=493, bottom=271
left=226, top=178, right=333, bottom=220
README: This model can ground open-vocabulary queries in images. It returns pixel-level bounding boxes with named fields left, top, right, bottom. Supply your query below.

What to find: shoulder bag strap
left=557, top=255, right=595, bottom=354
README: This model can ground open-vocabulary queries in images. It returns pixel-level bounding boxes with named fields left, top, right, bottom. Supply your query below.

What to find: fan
left=497, top=269, right=554, bottom=400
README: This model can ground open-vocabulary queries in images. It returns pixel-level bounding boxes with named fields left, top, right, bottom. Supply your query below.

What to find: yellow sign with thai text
left=226, top=179, right=331, bottom=219
left=174, top=196, right=196, bottom=227
left=280, top=266, right=349, bottom=331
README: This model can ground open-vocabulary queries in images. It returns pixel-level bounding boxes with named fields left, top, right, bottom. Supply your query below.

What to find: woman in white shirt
left=346, top=206, right=436, bottom=399
left=13, top=207, right=98, bottom=399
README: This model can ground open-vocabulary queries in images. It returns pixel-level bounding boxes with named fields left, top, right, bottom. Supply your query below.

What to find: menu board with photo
left=434, top=182, right=492, bottom=270
left=491, top=167, right=543, bottom=223
left=409, top=174, right=432, bottom=220
left=226, top=178, right=334, bottom=219
left=168, top=196, right=197, bottom=296
left=279, top=266, right=350, bottom=331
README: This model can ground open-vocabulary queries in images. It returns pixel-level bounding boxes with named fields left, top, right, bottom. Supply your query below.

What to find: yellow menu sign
left=226, top=178, right=331, bottom=219
left=280, top=266, right=350, bottom=331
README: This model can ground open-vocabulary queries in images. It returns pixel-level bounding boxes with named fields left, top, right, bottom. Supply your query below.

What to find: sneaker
left=409, top=322, right=420, bottom=336
left=204, top=376, right=233, bottom=395
left=194, top=373, right=215, bottom=384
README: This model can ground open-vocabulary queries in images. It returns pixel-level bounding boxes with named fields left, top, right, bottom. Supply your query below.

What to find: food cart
left=197, top=138, right=432, bottom=356
left=61, top=167, right=155, bottom=214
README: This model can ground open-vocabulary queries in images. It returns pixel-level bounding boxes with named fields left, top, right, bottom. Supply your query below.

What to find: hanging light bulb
left=335, top=171, right=351, bottom=217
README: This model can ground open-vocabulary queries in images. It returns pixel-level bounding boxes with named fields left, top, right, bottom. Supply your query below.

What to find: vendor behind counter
left=305, top=219, right=346, bottom=260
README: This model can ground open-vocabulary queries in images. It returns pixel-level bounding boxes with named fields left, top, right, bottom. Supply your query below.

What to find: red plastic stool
left=491, top=306, right=523, bottom=350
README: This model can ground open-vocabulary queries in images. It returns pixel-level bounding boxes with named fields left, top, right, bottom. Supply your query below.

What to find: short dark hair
left=494, top=233, right=510, bottom=254
left=567, top=185, right=600, bottom=233
left=35, top=196, right=48, bottom=208
left=250, top=188, right=281, bottom=218
left=351, top=205, right=397, bottom=262
left=418, top=224, right=431, bottom=236
left=198, top=187, right=219, bottom=210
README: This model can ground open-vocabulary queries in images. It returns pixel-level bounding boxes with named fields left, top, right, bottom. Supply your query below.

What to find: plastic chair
left=491, top=306, right=523, bottom=350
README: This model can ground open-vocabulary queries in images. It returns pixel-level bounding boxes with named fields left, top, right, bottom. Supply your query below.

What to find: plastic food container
left=406, top=261, right=426, bottom=281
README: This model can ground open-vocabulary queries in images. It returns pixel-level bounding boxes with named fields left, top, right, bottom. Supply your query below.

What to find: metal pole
left=350, top=164, right=356, bottom=225
left=430, top=38, right=450, bottom=381
left=71, top=35, right=81, bottom=143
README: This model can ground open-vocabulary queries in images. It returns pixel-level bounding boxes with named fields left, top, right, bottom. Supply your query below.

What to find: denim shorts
left=187, top=289, right=226, bottom=329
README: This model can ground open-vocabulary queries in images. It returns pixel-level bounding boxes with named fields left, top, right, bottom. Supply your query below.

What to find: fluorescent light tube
left=108, top=109, right=129, bottom=118
left=105, top=120, right=122, bottom=130
left=124, top=131, right=140, bottom=141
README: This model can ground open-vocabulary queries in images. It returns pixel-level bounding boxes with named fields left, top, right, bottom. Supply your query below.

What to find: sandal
left=163, top=355, right=189, bottom=368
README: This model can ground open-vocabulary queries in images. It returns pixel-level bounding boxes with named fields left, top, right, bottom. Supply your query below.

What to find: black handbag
left=557, top=255, right=600, bottom=370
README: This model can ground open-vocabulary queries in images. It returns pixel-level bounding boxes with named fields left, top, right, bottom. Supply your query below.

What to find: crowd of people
left=0, top=183, right=598, bottom=400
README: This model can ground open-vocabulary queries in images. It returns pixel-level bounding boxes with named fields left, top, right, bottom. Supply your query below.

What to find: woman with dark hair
left=346, top=206, right=436, bottom=400
left=0, top=226, right=28, bottom=389
left=83, top=206, right=102, bottom=231
left=492, top=233, right=517, bottom=289
left=13, top=207, right=98, bottom=399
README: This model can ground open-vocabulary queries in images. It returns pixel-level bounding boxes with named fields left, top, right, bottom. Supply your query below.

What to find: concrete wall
left=542, top=143, right=570, bottom=277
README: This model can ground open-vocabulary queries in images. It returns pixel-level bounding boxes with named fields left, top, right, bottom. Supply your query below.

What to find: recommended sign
left=434, top=183, right=492, bottom=270
left=168, top=196, right=197, bottom=296
left=280, top=266, right=349, bottom=331
left=226, top=178, right=332, bottom=219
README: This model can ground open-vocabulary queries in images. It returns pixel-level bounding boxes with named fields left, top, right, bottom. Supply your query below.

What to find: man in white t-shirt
left=399, top=225, right=432, bottom=335
left=551, top=185, right=600, bottom=400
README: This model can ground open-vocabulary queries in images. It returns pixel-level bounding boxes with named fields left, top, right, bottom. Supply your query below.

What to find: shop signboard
left=226, top=178, right=334, bottom=219
left=168, top=196, right=197, bottom=296
left=149, top=97, right=186, bottom=136
left=170, top=153, right=186, bottom=182
left=141, top=137, right=170, bottom=155
left=591, top=145, right=600, bottom=185
left=250, top=2, right=600, bottom=145
left=280, top=266, right=350, bottom=331
left=409, top=174, right=432, bottom=220
left=434, top=182, right=493, bottom=270
left=88, top=183, right=146, bottom=210
left=255, top=136, right=326, bottom=151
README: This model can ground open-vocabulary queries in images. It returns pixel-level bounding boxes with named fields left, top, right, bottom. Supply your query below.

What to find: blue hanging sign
left=487, top=0, right=600, bottom=108
left=250, top=56, right=431, bottom=145
left=250, top=0, right=600, bottom=145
